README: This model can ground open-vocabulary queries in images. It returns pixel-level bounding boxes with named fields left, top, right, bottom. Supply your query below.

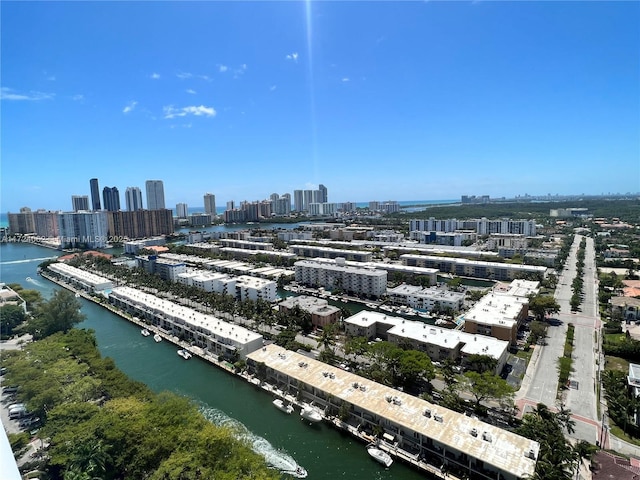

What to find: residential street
left=516, top=235, right=601, bottom=444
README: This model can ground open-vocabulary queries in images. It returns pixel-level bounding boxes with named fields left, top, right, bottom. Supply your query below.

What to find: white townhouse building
left=47, top=263, right=114, bottom=293
left=108, top=286, right=263, bottom=360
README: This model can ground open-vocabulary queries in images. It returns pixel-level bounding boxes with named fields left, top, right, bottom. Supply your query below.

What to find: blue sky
left=2, top=1, right=638, bottom=212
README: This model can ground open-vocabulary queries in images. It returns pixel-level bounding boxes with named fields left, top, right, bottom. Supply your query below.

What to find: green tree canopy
left=529, top=294, right=561, bottom=322
left=26, top=289, right=86, bottom=339
left=0, top=304, right=26, bottom=337
left=462, top=371, right=514, bottom=412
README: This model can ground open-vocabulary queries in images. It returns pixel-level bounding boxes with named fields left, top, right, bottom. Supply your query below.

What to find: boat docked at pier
left=153, top=333, right=162, bottom=342
left=177, top=349, right=192, bottom=359
left=141, top=328, right=151, bottom=337
left=273, top=398, right=294, bottom=414
left=366, top=443, right=393, bottom=468
left=300, top=404, right=322, bottom=423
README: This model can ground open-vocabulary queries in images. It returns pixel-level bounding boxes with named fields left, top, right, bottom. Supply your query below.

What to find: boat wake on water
left=199, top=405, right=307, bottom=478
left=0, top=256, right=58, bottom=266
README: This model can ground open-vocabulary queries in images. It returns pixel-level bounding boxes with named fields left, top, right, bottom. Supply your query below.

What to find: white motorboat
left=75, top=292, right=80, bottom=298
left=153, top=333, right=162, bottom=342
left=300, top=405, right=322, bottom=423
left=273, top=398, right=294, bottom=414
left=141, top=329, right=151, bottom=337
left=367, top=443, right=393, bottom=468
left=281, top=466, right=308, bottom=478
left=177, top=349, right=192, bottom=359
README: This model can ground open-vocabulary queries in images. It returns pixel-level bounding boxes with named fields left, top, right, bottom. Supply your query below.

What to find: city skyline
left=1, top=2, right=638, bottom=213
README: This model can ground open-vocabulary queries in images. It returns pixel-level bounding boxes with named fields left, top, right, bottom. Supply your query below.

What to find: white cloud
left=176, top=71, right=192, bottom=79
left=341, top=77, right=350, bottom=82
left=198, top=74, right=212, bottom=81
left=72, top=94, right=85, bottom=101
left=0, top=87, right=54, bottom=101
left=163, top=104, right=216, bottom=119
left=150, top=72, right=161, bottom=79
left=122, top=101, right=138, bottom=114
left=286, top=52, right=299, bottom=62
left=270, top=85, right=277, bottom=91
left=219, top=65, right=228, bottom=73
left=186, top=89, right=197, bottom=95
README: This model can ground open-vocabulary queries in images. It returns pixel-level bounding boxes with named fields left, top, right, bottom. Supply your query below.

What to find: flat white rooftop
left=248, top=344, right=538, bottom=479
left=49, top=263, right=113, bottom=290
left=110, top=286, right=262, bottom=344
left=464, top=293, right=527, bottom=328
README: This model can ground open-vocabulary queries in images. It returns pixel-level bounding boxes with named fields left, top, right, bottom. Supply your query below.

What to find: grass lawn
left=605, top=333, right=627, bottom=344
left=610, top=424, right=640, bottom=447
left=515, top=348, right=533, bottom=362
left=605, top=355, right=630, bottom=372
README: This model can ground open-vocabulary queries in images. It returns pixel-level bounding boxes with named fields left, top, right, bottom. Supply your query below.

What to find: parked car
left=2, top=385, right=18, bottom=395
left=9, top=405, right=28, bottom=419
left=19, top=416, right=40, bottom=429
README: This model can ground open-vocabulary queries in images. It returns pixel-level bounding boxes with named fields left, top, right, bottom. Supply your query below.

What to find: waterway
left=0, top=243, right=426, bottom=479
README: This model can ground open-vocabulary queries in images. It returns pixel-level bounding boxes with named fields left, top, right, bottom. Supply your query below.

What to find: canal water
left=0, top=243, right=425, bottom=479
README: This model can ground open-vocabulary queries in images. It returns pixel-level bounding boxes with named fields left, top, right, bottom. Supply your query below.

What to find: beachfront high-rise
left=71, top=195, right=90, bottom=212
left=90, top=178, right=101, bottom=211
left=146, top=180, right=165, bottom=210
left=103, top=187, right=121, bottom=212
left=176, top=203, right=188, bottom=219
left=293, top=190, right=303, bottom=212
left=318, top=184, right=328, bottom=203
left=125, top=187, right=144, bottom=212
left=204, top=193, right=216, bottom=216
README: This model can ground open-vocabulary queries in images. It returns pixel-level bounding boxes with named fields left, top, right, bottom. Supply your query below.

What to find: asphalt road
left=518, top=235, right=600, bottom=443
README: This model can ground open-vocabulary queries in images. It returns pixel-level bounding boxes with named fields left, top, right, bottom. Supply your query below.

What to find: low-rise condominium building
left=246, top=344, right=538, bottom=480
left=109, top=286, right=263, bottom=360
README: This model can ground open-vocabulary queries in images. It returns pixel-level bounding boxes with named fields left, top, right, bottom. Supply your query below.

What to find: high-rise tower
left=103, top=187, right=121, bottom=212
left=125, top=187, right=144, bottom=211
left=146, top=180, right=166, bottom=210
left=71, top=195, right=90, bottom=212
left=204, top=193, right=216, bottom=216
left=90, top=178, right=101, bottom=210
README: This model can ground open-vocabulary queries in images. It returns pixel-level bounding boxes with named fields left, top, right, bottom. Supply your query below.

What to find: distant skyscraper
left=72, top=195, right=90, bottom=212
left=226, top=200, right=235, bottom=211
left=318, top=184, right=328, bottom=203
left=303, top=190, right=316, bottom=211
left=293, top=190, right=303, bottom=212
left=146, top=180, right=165, bottom=210
left=90, top=178, right=101, bottom=211
left=125, top=187, right=144, bottom=211
left=103, top=187, right=121, bottom=212
left=176, top=203, right=188, bottom=218
left=204, top=193, right=216, bottom=216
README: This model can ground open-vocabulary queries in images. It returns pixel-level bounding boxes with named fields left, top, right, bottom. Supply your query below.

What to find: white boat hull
left=273, top=399, right=294, bottom=414
left=367, top=445, right=393, bottom=467
left=300, top=406, right=322, bottom=423
left=177, top=349, right=192, bottom=359
left=153, top=334, right=162, bottom=342
left=141, top=329, right=151, bottom=337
